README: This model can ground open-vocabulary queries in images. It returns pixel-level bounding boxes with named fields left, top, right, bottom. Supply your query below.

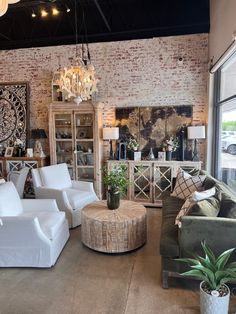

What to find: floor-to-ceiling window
left=214, top=52, right=236, bottom=192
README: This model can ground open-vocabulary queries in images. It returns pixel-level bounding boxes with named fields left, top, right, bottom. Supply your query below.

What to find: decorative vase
left=107, top=190, right=120, bottom=210
left=148, top=148, right=155, bottom=160
left=166, top=151, right=172, bottom=161
left=200, top=282, right=230, bottom=314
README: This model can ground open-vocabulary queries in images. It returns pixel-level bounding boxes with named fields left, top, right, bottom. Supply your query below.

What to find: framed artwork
left=158, top=152, right=166, bottom=161
left=0, top=82, right=30, bottom=148
left=4, top=147, right=14, bottom=157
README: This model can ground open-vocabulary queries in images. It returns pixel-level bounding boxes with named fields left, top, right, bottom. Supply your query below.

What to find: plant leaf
left=216, top=248, right=235, bottom=270
left=191, top=265, right=216, bottom=289
left=201, top=241, right=216, bottom=264
left=175, top=258, right=200, bottom=266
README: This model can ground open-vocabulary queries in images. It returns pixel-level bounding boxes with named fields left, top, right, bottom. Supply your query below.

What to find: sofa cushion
left=40, top=163, right=72, bottom=190
left=200, top=170, right=219, bottom=190
left=0, top=182, right=23, bottom=216
left=188, top=191, right=221, bottom=217
left=22, top=211, right=66, bottom=240
left=65, top=189, right=96, bottom=209
left=218, top=190, right=236, bottom=219
left=160, top=196, right=185, bottom=257
left=171, top=169, right=206, bottom=200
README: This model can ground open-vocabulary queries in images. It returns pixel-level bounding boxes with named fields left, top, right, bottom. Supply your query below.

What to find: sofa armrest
left=21, top=199, right=59, bottom=213
left=0, top=216, right=50, bottom=245
left=34, top=187, right=72, bottom=212
left=71, top=180, right=97, bottom=195
left=179, top=216, right=236, bottom=257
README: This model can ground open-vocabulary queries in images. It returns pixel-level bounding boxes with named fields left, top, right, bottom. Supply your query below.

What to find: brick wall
left=0, top=33, right=208, bottom=162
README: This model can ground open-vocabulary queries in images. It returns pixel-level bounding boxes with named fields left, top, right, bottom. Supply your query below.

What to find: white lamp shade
left=103, top=127, right=119, bottom=140
left=188, top=126, right=205, bottom=139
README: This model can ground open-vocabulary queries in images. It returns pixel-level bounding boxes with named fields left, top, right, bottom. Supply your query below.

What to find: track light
left=41, top=9, right=48, bottom=17
left=52, top=7, right=59, bottom=16
left=31, top=10, right=36, bottom=18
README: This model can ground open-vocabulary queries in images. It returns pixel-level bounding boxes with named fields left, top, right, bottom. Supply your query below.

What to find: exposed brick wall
left=0, top=33, right=208, bottom=162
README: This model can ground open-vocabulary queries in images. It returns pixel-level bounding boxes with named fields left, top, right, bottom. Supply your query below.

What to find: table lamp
left=31, top=129, right=47, bottom=158
left=103, top=127, right=119, bottom=160
left=187, top=126, right=205, bottom=161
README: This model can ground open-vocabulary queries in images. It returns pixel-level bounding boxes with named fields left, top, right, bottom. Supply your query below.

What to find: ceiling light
left=0, top=0, right=20, bottom=17
left=66, top=6, right=70, bottom=13
left=52, top=7, right=59, bottom=16
left=32, top=10, right=36, bottom=18
left=41, top=9, right=48, bottom=17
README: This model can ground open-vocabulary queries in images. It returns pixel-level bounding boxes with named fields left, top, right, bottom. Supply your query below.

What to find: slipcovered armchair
left=7, top=167, right=29, bottom=198
left=0, top=182, right=69, bottom=268
left=32, top=163, right=99, bottom=228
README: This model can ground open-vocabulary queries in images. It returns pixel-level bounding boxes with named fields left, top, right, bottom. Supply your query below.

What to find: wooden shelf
left=76, top=139, right=93, bottom=142
left=77, top=165, right=94, bottom=168
left=55, top=138, right=72, bottom=141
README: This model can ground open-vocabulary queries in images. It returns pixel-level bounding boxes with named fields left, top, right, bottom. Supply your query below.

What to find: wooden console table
left=107, top=160, right=202, bottom=206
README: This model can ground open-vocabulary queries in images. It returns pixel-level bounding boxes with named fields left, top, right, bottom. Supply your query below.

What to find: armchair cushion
left=40, top=164, right=72, bottom=189
left=65, top=188, right=97, bottom=209
left=0, top=182, right=23, bottom=216
left=22, top=211, right=66, bottom=240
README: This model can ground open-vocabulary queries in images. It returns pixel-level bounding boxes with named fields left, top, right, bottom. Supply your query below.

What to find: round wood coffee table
left=81, top=200, right=147, bottom=253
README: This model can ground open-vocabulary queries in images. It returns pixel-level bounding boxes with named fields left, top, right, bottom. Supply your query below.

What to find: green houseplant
left=103, top=165, right=130, bottom=209
left=177, top=241, right=236, bottom=314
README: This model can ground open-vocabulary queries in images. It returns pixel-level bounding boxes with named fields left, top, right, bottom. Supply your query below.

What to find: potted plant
left=177, top=241, right=236, bottom=314
left=126, top=137, right=141, bottom=160
left=161, top=134, right=179, bottom=160
left=103, top=165, right=130, bottom=210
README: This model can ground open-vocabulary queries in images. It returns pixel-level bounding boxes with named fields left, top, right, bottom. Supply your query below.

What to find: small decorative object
left=26, top=148, right=33, bottom=157
left=133, top=151, right=141, bottom=161
left=148, top=148, right=155, bottom=160
left=103, top=165, right=130, bottom=210
left=126, top=137, right=139, bottom=152
left=4, top=147, right=14, bottom=157
left=176, top=241, right=236, bottom=314
left=158, top=151, right=166, bottom=161
left=14, top=139, right=24, bottom=157
left=117, top=140, right=127, bottom=160
left=162, top=134, right=179, bottom=161
left=187, top=125, right=206, bottom=161
left=31, top=129, right=47, bottom=158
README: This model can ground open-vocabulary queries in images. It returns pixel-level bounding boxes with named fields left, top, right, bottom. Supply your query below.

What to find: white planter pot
left=200, top=281, right=230, bottom=314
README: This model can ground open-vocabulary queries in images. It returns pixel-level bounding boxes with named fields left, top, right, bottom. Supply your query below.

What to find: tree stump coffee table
left=81, top=200, right=147, bottom=253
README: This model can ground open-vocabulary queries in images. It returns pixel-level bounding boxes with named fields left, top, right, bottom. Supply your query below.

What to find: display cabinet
left=107, top=160, right=202, bottom=206
left=49, top=101, right=103, bottom=199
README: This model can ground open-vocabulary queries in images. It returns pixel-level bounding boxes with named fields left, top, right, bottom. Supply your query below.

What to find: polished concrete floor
left=0, top=208, right=236, bottom=314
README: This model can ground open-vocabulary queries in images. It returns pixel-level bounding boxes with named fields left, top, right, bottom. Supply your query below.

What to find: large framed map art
left=0, top=82, right=30, bottom=149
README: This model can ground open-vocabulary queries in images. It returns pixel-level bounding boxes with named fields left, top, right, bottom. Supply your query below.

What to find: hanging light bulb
left=31, top=10, right=36, bottom=18
left=41, top=9, right=48, bottom=17
left=52, top=7, right=59, bottom=16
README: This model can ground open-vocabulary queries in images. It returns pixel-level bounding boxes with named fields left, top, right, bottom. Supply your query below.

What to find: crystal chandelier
left=0, top=0, right=20, bottom=17
left=58, top=2, right=98, bottom=104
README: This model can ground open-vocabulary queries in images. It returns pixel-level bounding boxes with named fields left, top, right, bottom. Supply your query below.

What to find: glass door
left=75, top=113, right=94, bottom=182
left=54, top=113, right=74, bottom=178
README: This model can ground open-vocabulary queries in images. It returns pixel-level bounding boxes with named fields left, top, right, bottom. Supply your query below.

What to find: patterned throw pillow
left=171, top=169, right=206, bottom=200
left=175, top=187, right=216, bottom=226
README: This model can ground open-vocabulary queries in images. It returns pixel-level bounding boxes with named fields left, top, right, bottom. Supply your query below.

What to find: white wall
left=209, top=0, right=236, bottom=63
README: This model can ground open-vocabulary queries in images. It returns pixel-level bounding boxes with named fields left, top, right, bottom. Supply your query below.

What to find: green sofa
left=160, top=171, right=236, bottom=288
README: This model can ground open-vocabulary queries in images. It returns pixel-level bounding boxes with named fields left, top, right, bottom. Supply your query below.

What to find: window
left=213, top=52, right=236, bottom=192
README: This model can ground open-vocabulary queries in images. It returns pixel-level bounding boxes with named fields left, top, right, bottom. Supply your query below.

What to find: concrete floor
left=0, top=208, right=236, bottom=314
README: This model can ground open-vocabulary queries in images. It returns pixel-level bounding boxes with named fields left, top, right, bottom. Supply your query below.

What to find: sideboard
left=107, top=160, right=202, bottom=206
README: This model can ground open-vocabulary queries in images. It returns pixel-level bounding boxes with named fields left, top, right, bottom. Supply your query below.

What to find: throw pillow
left=188, top=191, right=221, bottom=217
left=218, top=192, right=236, bottom=218
left=171, top=169, right=206, bottom=200
left=175, top=187, right=216, bottom=226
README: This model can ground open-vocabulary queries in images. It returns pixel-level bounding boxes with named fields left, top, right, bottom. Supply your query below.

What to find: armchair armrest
left=71, top=180, right=97, bottom=195
left=179, top=216, right=236, bottom=256
left=34, top=187, right=72, bottom=212
left=0, top=216, right=50, bottom=245
left=21, top=199, right=59, bottom=213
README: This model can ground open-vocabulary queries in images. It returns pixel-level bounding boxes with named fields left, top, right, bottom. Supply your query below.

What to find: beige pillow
left=175, top=187, right=216, bottom=226
left=171, top=169, right=206, bottom=200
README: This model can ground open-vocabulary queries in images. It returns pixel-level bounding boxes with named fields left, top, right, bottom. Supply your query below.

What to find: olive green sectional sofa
left=160, top=171, right=236, bottom=288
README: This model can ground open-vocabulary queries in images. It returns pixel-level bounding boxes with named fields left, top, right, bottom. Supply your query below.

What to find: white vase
left=200, top=281, right=230, bottom=314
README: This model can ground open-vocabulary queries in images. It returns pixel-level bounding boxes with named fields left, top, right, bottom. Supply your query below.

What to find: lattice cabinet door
left=153, top=164, right=173, bottom=201
left=130, top=163, right=153, bottom=204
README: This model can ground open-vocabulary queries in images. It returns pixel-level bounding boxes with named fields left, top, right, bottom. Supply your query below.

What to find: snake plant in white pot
left=177, top=241, right=236, bottom=314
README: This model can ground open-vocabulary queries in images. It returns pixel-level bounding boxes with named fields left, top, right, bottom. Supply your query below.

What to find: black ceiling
left=0, top=0, right=210, bottom=50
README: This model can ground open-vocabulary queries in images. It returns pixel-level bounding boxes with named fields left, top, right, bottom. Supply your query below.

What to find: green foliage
left=103, top=165, right=130, bottom=194
left=222, top=121, right=236, bottom=131
left=176, top=241, right=236, bottom=291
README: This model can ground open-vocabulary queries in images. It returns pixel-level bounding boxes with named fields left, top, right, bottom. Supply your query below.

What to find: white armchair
left=31, top=163, right=99, bottom=228
left=7, top=167, right=29, bottom=198
left=0, top=182, right=69, bottom=268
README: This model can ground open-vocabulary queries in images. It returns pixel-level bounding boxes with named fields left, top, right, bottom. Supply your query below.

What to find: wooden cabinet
left=107, top=160, right=202, bottom=206
left=48, top=101, right=103, bottom=199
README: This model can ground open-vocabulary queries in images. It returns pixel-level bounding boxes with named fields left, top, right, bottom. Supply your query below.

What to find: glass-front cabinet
left=49, top=102, right=103, bottom=199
